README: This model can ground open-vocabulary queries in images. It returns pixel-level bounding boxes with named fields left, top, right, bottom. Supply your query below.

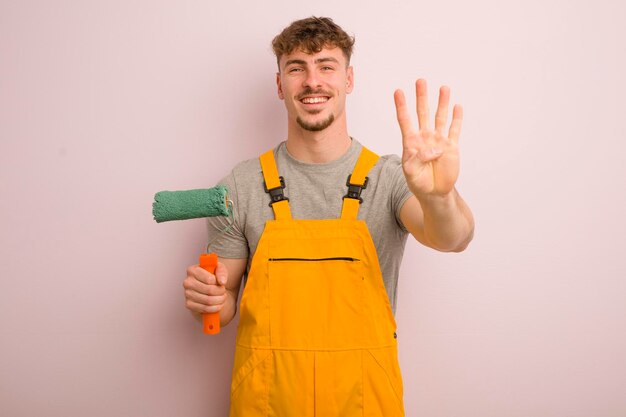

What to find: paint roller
left=152, top=185, right=232, bottom=334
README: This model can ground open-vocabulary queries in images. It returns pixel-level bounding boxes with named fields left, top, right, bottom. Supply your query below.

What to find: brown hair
left=271, top=16, right=355, bottom=68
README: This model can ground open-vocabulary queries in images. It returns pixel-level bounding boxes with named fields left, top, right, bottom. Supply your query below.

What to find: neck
left=285, top=118, right=352, bottom=164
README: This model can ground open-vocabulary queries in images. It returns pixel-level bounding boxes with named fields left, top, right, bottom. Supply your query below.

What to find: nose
left=303, top=69, right=322, bottom=89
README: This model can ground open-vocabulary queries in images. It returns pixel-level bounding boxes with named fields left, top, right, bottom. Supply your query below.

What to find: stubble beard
left=296, top=112, right=335, bottom=132
left=294, top=87, right=335, bottom=132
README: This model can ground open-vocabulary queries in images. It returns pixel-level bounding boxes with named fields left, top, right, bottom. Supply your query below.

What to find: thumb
left=215, top=262, right=228, bottom=286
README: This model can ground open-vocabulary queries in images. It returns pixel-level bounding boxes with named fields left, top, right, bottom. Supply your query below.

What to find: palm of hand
left=395, top=79, right=463, bottom=197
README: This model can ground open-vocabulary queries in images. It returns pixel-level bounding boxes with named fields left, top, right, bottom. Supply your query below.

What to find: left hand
left=394, top=79, right=463, bottom=198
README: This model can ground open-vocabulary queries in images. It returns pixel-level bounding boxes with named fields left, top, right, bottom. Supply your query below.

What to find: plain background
left=1, top=0, right=625, bottom=416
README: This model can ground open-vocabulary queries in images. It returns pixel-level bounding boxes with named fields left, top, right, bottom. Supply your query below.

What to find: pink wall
left=1, top=1, right=625, bottom=416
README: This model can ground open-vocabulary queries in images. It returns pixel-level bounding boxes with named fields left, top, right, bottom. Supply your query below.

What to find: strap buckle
left=343, top=175, right=369, bottom=203
left=263, top=176, right=289, bottom=206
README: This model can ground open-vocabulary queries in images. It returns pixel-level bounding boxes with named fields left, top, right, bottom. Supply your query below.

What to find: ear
left=276, top=72, right=284, bottom=100
left=346, top=66, right=354, bottom=94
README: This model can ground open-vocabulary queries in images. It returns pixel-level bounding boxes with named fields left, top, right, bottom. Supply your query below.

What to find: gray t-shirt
left=207, top=139, right=413, bottom=312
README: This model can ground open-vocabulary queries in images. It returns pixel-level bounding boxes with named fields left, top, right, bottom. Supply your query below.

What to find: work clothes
left=229, top=147, right=405, bottom=417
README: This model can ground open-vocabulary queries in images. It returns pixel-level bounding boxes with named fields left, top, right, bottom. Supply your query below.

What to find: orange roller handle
left=199, top=253, right=220, bottom=334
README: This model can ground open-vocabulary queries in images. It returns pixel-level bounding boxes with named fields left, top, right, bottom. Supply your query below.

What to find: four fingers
left=394, top=78, right=463, bottom=143
left=183, top=264, right=227, bottom=313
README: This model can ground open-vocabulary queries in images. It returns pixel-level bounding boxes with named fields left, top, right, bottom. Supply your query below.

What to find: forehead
left=279, top=46, right=347, bottom=69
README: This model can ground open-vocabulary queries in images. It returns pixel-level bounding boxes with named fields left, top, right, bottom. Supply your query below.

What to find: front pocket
left=230, top=347, right=271, bottom=416
left=268, top=256, right=365, bottom=349
left=363, top=347, right=405, bottom=416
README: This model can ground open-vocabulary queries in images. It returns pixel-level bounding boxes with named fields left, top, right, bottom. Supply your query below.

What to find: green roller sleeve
left=152, top=186, right=230, bottom=223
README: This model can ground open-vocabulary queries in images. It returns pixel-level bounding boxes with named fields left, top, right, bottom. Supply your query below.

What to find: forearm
left=417, top=188, right=474, bottom=252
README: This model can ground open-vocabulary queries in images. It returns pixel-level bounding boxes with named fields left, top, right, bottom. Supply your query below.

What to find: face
left=276, top=47, right=354, bottom=132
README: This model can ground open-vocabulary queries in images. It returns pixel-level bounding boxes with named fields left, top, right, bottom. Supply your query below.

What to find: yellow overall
left=229, top=147, right=405, bottom=417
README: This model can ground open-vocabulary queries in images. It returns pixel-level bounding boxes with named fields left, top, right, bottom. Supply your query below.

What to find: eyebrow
left=283, top=57, right=340, bottom=68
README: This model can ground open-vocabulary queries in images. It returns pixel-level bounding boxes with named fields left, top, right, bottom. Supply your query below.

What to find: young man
left=183, top=16, right=474, bottom=416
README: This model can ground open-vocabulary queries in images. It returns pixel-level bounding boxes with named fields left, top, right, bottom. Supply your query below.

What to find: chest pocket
left=267, top=236, right=366, bottom=350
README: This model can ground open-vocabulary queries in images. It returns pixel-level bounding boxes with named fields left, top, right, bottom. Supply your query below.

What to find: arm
left=183, top=257, right=247, bottom=327
left=400, top=192, right=474, bottom=252
left=394, top=79, right=474, bottom=252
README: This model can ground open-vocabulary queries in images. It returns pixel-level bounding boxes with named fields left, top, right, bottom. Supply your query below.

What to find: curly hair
left=271, top=16, right=355, bottom=67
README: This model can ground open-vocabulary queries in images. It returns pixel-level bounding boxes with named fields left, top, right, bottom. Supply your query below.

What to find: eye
left=288, top=67, right=303, bottom=73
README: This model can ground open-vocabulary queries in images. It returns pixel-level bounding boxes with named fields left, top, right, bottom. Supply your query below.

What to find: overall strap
left=341, top=146, right=380, bottom=220
left=260, top=149, right=292, bottom=221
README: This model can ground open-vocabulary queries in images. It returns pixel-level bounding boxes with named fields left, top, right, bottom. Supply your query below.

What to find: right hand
left=183, top=262, right=228, bottom=314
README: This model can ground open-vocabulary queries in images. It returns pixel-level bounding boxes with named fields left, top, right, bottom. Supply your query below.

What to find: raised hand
left=394, top=79, right=463, bottom=198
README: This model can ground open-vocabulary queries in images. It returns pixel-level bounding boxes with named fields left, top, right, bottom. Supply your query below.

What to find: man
left=183, top=16, right=474, bottom=416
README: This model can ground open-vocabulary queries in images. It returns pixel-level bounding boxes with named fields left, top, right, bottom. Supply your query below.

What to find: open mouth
left=300, top=96, right=330, bottom=104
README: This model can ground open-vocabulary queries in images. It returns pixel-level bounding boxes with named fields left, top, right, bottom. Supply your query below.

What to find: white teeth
left=301, top=97, right=328, bottom=104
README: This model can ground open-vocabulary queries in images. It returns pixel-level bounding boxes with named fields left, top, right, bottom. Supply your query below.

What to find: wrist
left=219, top=291, right=238, bottom=326
left=413, top=188, right=456, bottom=206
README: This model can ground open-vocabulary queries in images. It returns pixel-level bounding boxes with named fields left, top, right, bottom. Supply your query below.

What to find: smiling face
left=277, top=47, right=353, bottom=132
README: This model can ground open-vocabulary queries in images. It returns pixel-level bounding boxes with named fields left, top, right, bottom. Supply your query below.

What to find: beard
left=294, top=87, right=335, bottom=132
left=296, top=113, right=335, bottom=132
